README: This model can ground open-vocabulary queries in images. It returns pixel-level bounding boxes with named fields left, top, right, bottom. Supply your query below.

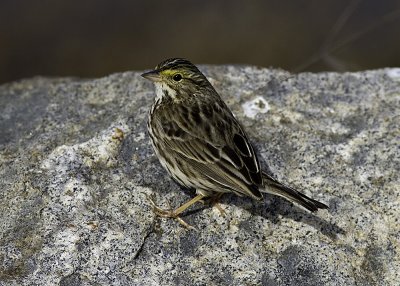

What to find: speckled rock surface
left=0, top=66, right=399, bottom=286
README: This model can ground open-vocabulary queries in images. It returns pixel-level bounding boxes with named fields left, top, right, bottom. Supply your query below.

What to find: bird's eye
left=173, top=74, right=182, bottom=82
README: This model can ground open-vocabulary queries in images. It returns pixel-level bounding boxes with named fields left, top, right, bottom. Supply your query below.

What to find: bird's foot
left=146, top=194, right=196, bottom=230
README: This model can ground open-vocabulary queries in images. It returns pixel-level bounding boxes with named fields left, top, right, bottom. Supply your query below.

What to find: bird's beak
left=141, top=70, right=161, bottom=82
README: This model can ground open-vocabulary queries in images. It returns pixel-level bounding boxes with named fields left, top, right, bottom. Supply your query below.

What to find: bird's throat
left=155, top=82, right=177, bottom=102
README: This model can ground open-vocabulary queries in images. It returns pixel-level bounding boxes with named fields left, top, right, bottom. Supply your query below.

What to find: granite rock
left=0, top=66, right=399, bottom=286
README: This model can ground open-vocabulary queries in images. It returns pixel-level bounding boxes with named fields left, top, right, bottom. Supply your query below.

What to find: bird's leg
left=198, top=193, right=226, bottom=216
left=147, top=194, right=205, bottom=229
left=210, top=193, right=226, bottom=216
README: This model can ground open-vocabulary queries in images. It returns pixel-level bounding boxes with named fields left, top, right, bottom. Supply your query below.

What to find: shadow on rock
left=180, top=193, right=345, bottom=240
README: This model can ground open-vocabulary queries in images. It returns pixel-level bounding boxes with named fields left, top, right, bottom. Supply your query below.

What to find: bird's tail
left=261, top=172, right=328, bottom=212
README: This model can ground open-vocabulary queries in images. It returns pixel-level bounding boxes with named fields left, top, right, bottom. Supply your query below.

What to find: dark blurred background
left=1, top=0, right=400, bottom=84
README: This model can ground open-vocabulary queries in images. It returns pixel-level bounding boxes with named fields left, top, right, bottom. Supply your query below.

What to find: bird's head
left=141, top=58, right=213, bottom=100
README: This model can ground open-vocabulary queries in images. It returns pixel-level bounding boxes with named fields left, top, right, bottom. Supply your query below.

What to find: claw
left=213, top=203, right=226, bottom=216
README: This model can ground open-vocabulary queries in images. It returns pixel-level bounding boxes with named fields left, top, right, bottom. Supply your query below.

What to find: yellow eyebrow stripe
left=161, top=69, right=186, bottom=77
left=160, top=70, right=175, bottom=76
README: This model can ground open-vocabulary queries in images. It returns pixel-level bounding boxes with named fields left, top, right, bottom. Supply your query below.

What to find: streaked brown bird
left=142, top=58, right=328, bottom=227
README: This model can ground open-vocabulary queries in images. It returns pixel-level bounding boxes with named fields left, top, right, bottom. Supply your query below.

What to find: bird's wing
left=154, top=99, right=263, bottom=199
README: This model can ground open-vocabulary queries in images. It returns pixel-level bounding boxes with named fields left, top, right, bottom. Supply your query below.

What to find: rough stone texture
left=0, top=66, right=399, bottom=286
